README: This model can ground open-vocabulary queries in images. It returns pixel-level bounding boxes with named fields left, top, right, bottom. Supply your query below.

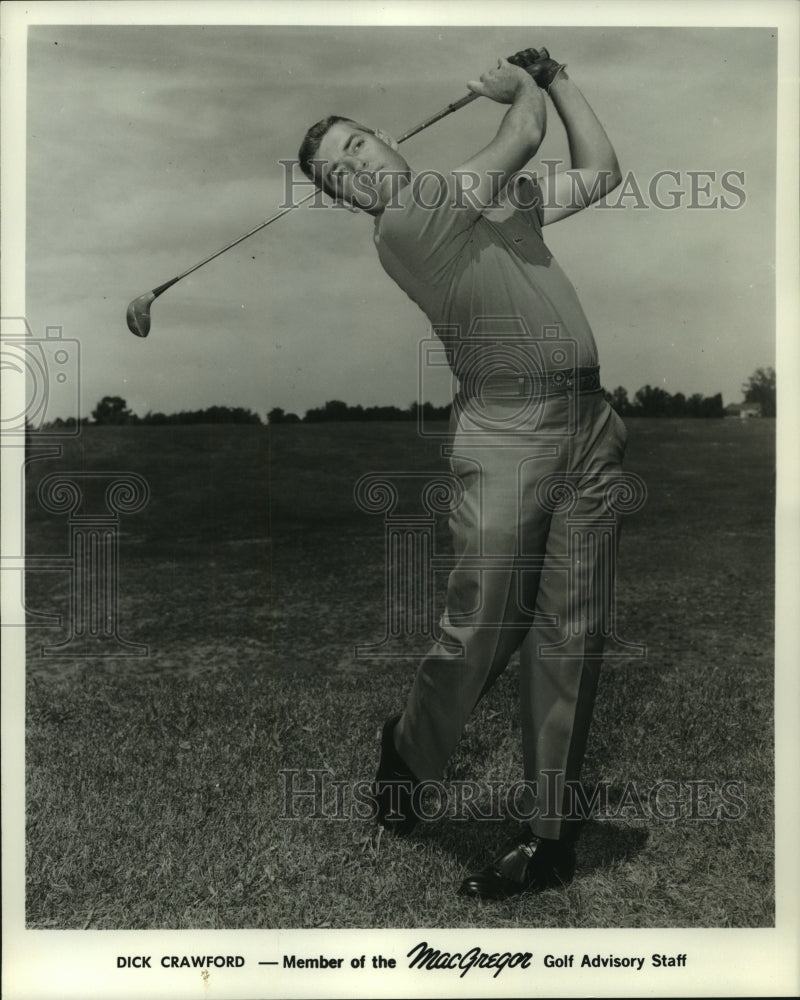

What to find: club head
left=126, top=291, right=156, bottom=338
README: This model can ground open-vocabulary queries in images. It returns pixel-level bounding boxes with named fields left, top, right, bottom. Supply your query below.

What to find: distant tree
left=700, top=392, right=724, bottom=418
left=742, top=367, right=776, bottom=417
left=633, top=385, right=673, bottom=417
left=201, top=405, right=247, bottom=424
left=323, top=400, right=351, bottom=421
left=686, top=393, right=706, bottom=417
left=303, top=399, right=446, bottom=422
left=136, top=405, right=261, bottom=425
left=410, top=401, right=453, bottom=422
left=193, top=405, right=261, bottom=424
left=268, top=406, right=301, bottom=425
left=606, top=386, right=632, bottom=416
left=363, top=405, right=409, bottom=421
left=671, top=392, right=687, bottom=417
left=305, top=400, right=349, bottom=422
left=601, top=386, right=726, bottom=419
left=92, top=395, right=134, bottom=425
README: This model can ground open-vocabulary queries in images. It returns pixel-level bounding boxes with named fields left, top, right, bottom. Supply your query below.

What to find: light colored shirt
left=374, top=172, right=599, bottom=381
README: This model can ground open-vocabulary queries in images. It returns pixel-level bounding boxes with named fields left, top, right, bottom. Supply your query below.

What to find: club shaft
left=153, top=191, right=319, bottom=295
left=396, top=92, right=479, bottom=144
left=151, top=89, right=484, bottom=297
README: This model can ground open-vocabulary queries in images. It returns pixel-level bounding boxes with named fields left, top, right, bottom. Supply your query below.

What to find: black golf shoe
left=457, top=829, right=576, bottom=900
left=372, top=713, right=419, bottom=836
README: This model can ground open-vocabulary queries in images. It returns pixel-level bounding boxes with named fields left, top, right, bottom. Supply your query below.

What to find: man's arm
left=538, top=70, right=622, bottom=225
left=453, top=58, right=547, bottom=216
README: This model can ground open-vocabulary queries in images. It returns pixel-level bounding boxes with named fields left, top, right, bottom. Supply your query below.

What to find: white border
left=2, top=3, right=798, bottom=999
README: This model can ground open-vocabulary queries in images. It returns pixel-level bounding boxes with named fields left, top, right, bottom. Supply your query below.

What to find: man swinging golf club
left=298, top=47, right=625, bottom=900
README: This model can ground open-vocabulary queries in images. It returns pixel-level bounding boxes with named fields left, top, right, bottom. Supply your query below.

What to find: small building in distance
left=724, top=401, right=763, bottom=419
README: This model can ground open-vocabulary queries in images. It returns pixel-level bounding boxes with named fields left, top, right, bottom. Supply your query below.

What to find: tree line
left=271, top=401, right=453, bottom=424
left=90, top=398, right=263, bottom=426
left=36, top=367, right=774, bottom=428
left=607, top=368, right=775, bottom=419
left=606, top=385, right=724, bottom=418
left=290, top=389, right=728, bottom=422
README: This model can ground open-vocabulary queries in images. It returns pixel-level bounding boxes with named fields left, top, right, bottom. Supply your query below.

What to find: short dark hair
left=297, top=115, right=372, bottom=196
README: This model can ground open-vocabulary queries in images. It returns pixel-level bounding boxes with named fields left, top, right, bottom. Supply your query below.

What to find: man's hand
left=455, top=57, right=546, bottom=218
left=507, top=47, right=545, bottom=69
left=522, top=48, right=567, bottom=91
left=467, top=57, right=540, bottom=105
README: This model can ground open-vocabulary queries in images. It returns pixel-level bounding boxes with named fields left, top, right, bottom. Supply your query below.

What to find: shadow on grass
left=413, top=815, right=649, bottom=877
left=575, top=821, right=650, bottom=873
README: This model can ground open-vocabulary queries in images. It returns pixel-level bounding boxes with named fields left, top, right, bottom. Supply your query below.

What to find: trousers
left=395, top=388, right=628, bottom=839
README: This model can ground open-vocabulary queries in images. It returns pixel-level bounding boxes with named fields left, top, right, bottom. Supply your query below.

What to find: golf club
left=126, top=48, right=547, bottom=338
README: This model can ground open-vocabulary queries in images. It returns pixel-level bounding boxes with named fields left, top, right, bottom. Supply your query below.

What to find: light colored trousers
left=395, top=389, right=628, bottom=839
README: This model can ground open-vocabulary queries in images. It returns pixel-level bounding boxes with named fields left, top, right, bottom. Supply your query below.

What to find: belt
left=459, top=366, right=602, bottom=399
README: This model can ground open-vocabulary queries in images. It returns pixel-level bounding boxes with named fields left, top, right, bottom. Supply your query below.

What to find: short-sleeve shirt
left=373, top=172, right=599, bottom=380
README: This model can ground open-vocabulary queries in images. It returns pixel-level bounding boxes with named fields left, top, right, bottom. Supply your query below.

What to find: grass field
left=24, top=417, right=774, bottom=928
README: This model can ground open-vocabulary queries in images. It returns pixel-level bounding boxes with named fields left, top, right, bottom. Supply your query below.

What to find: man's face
left=315, top=122, right=411, bottom=213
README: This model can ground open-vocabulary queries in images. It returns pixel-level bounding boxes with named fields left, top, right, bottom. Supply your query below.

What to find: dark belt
left=460, top=366, right=602, bottom=399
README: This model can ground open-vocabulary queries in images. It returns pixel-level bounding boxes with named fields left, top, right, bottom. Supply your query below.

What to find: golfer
left=298, top=49, right=625, bottom=900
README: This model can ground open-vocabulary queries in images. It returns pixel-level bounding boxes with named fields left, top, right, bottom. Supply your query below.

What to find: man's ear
left=374, top=127, right=399, bottom=151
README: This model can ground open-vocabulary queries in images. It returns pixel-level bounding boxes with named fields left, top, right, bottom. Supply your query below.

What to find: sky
left=19, top=20, right=779, bottom=420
